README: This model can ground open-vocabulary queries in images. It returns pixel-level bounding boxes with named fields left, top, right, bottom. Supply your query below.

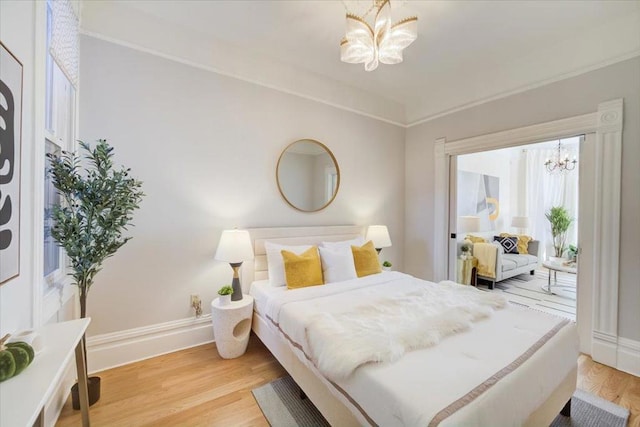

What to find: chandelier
left=340, top=0, right=417, bottom=71
left=544, top=140, right=577, bottom=172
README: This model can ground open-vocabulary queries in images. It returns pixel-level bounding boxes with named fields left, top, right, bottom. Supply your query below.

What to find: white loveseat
left=458, top=239, right=540, bottom=289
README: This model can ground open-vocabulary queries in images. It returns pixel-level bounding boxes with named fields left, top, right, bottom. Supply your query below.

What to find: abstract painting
left=0, top=42, right=23, bottom=284
left=457, top=170, right=500, bottom=231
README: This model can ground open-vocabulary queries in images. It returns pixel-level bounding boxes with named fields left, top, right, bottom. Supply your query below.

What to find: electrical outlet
left=190, top=294, right=203, bottom=317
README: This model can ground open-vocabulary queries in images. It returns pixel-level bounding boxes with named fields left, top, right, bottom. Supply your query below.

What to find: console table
left=0, top=318, right=91, bottom=426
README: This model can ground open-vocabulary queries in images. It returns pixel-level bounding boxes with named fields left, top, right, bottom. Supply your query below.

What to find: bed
left=243, top=226, right=579, bottom=426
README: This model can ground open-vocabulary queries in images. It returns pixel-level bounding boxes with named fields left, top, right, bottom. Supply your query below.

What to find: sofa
left=458, top=239, right=540, bottom=289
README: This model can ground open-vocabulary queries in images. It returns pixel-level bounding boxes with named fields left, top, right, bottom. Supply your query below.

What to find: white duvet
left=259, top=272, right=579, bottom=426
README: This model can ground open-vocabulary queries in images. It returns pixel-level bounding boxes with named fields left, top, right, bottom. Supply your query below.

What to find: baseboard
left=87, top=315, right=214, bottom=373
left=617, top=337, right=640, bottom=377
left=592, top=331, right=640, bottom=377
left=592, top=330, right=618, bottom=368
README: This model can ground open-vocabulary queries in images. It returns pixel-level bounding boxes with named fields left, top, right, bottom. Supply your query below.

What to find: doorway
left=452, top=137, right=581, bottom=320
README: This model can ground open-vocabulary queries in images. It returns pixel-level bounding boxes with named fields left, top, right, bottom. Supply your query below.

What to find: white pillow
left=265, top=242, right=313, bottom=287
left=319, top=246, right=357, bottom=284
left=320, top=236, right=365, bottom=250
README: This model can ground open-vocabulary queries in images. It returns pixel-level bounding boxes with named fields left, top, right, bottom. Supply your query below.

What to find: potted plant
left=567, top=244, right=578, bottom=262
left=47, top=140, right=144, bottom=409
left=382, top=261, right=392, bottom=271
left=545, top=206, right=573, bottom=263
left=460, top=241, right=472, bottom=260
left=217, top=285, right=233, bottom=305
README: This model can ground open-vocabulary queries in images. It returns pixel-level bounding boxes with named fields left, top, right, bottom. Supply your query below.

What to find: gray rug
left=253, top=376, right=629, bottom=427
left=252, top=375, right=329, bottom=427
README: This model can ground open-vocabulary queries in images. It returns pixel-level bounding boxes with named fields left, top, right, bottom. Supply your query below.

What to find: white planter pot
left=548, top=256, right=566, bottom=265
left=382, top=266, right=392, bottom=272
left=218, top=295, right=231, bottom=306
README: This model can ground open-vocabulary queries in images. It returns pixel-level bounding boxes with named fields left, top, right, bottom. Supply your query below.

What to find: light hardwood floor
left=57, top=335, right=640, bottom=426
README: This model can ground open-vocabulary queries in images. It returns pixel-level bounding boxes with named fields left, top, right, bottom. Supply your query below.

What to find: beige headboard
left=242, top=225, right=365, bottom=292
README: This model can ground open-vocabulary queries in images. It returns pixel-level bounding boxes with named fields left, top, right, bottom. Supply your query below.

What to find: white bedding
left=251, top=272, right=579, bottom=426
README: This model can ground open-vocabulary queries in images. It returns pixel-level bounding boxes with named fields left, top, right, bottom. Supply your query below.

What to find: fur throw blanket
left=306, top=281, right=506, bottom=381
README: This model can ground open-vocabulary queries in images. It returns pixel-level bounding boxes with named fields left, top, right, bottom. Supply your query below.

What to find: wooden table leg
left=74, top=340, right=90, bottom=427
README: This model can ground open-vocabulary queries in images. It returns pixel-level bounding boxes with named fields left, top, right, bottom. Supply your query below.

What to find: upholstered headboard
left=242, top=225, right=365, bottom=292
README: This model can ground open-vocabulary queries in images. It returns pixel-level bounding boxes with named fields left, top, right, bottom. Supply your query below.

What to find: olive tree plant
left=47, top=139, right=144, bottom=405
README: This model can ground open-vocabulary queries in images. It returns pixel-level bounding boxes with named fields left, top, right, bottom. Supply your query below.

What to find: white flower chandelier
left=340, top=0, right=418, bottom=71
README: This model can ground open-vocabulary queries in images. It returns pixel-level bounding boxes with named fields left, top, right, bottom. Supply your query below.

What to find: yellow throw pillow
left=282, top=247, right=324, bottom=289
left=499, top=233, right=532, bottom=254
left=351, top=241, right=382, bottom=278
left=466, top=235, right=486, bottom=244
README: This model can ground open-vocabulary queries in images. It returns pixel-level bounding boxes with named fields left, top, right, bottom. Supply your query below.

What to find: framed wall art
left=0, top=41, right=23, bottom=285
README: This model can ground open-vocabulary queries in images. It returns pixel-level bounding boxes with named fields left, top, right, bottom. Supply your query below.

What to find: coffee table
left=542, top=260, right=577, bottom=294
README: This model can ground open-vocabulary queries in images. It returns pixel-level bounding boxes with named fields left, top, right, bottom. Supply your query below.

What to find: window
left=44, top=141, right=61, bottom=278
left=43, top=0, right=77, bottom=288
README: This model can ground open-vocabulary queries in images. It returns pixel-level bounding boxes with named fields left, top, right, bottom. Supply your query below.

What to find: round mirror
left=276, top=139, right=340, bottom=212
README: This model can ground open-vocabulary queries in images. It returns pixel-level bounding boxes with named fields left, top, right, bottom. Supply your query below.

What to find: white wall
left=79, top=36, right=405, bottom=357
left=405, top=56, right=640, bottom=342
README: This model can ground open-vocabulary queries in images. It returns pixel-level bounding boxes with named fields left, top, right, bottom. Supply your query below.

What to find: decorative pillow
left=351, top=240, right=382, bottom=278
left=499, top=233, right=532, bottom=254
left=282, top=247, right=323, bottom=289
left=466, top=235, right=486, bottom=244
left=321, top=236, right=365, bottom=250
left=265, top=242, right=312, bottom=286
left=493, top=236, right=519, bottom=254
left=318, top=246, right=358, bottom=284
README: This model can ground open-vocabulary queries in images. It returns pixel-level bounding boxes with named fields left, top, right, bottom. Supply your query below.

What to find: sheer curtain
left=525, top=137, right=580, bottom=260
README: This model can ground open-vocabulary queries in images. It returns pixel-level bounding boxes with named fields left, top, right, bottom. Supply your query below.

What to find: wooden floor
left=57, top=334, right=640, bottom=427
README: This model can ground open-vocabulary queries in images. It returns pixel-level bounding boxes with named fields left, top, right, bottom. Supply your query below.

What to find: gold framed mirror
left=276, top=139, right=340, bottom=212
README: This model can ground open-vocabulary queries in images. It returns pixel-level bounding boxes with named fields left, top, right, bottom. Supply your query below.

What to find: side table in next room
left=211, top=295, right=254, bottom=359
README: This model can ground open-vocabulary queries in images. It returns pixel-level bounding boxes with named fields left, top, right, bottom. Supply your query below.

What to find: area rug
left=252, top=376, right=629, bottom=427
left=483, top=271, right=577, bottom=321
left=252, top=375, right=329, bottom=427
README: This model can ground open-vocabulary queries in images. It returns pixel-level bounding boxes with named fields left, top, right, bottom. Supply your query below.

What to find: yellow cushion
left=466, top=235, right=487, bottom=244
left=351, top=241, right=382, bottom=278
left=499, top=233, right=532, bottom=254
left=282, top=247, right=324, bottom=289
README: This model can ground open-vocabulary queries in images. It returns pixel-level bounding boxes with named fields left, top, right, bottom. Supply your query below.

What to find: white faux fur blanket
left=306, top=281, right=506, bottom=381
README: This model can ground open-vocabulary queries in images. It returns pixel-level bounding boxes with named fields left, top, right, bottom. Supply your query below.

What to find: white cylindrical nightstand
left=211, top=295, right=254, bottom=359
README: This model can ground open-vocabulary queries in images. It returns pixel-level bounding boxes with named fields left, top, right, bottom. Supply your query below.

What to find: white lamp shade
left=215, top=229, right=254, bottom=263
left=511, top=216, right=530, bottom=229
left=366, top=225, right=392, bottom=248
left=458, top=216, right=480, bottom=233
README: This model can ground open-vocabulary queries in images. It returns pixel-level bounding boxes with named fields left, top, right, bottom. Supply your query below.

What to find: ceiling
left=82, top=1, right=640, bottom=125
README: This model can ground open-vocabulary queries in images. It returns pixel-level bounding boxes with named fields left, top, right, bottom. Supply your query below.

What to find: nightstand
left=457, top=257, right=478, bottom=286
left=211, top=295, right=254, bottom=359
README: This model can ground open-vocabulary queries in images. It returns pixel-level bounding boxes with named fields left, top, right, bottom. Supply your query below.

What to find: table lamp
left=458, top=216, right=480, bottom=234
left=366, top=225, right=392, bottom=254
left=214, top=229, right=254, bottom=301
left=511, top=216, right=530, bottom=235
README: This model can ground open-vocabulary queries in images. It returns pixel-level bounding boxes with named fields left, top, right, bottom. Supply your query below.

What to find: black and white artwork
left=0, top=42, right=22, bottom=285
